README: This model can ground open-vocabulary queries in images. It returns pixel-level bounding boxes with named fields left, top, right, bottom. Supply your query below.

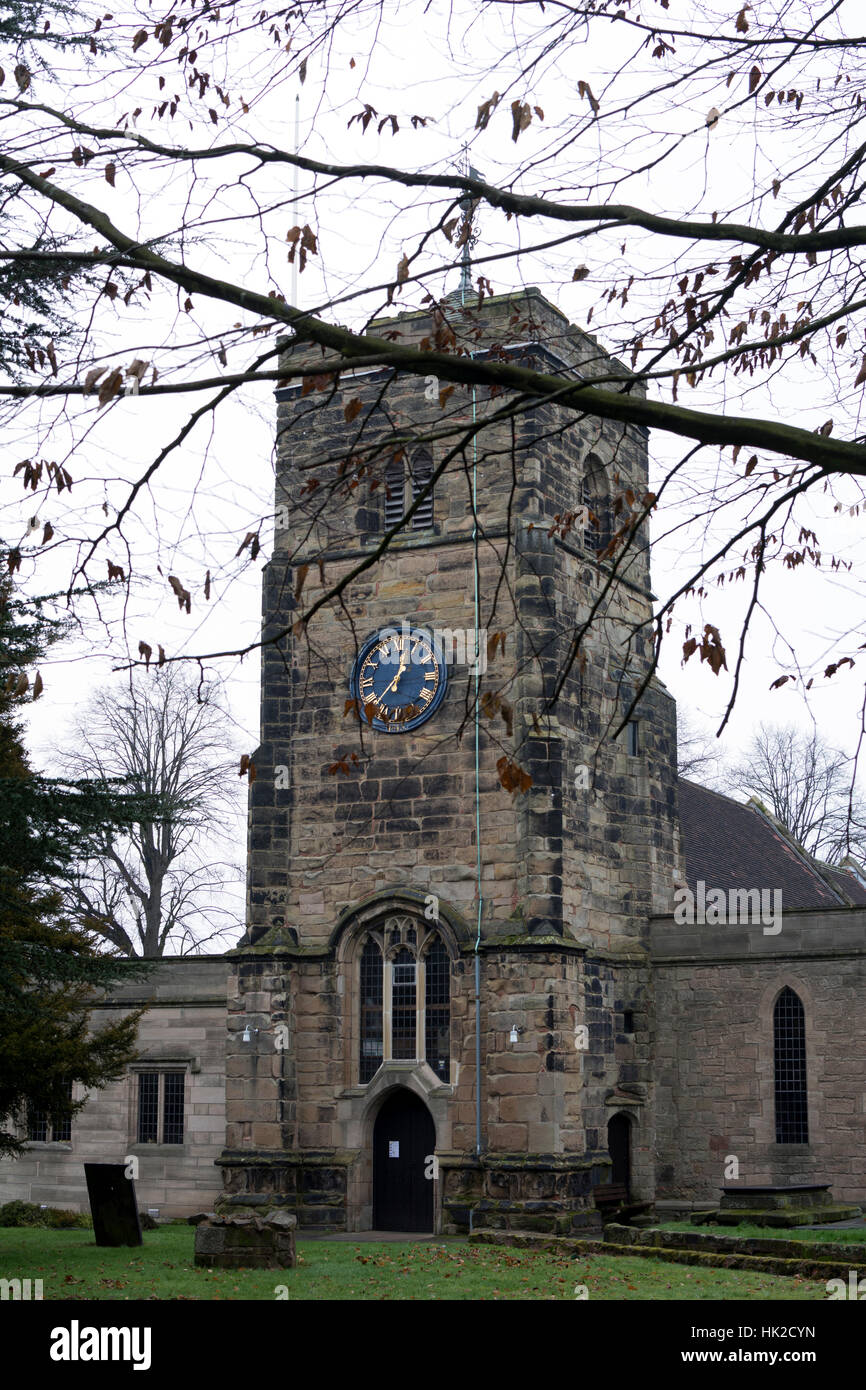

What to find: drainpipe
left=471, top=384, right=483, bottom=1161
left=459, top=261, right=484, bottom=1162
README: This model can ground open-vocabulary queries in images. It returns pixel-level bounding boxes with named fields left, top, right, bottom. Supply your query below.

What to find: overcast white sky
left=7, top=1, right=866, bottom=927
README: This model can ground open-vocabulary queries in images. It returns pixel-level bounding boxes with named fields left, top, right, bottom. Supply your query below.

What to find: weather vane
left=457, top=158, right=483, bottom=302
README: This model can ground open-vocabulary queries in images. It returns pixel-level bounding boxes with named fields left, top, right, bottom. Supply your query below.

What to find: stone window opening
left=773, top=986, right=808, bottom=1144
left=383, top=451, right=434, bottom=531
left=357, top=916, right=451, bottom=1084
left=134, top=1068, right=186, bottom=1145
left=581, top=454, right=611, bottom=557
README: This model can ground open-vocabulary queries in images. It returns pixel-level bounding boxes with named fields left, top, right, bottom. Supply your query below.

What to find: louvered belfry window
left=384, top=458, right=405, bottom=528
left=383, top=452, right=434, bottom=530
left=774, top=987, right=809, bottom=1144
left=410, top=451, right=434, bottom=529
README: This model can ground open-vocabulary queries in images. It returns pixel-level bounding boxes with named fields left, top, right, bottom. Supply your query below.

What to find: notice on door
left=388, top=1141, right=399, bottom=1158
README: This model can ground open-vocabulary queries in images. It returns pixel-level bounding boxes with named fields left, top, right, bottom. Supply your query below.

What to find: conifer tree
left=0, top=577, right=151, bottom=1157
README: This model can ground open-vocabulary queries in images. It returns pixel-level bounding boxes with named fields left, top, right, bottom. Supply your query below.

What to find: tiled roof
left=677, top=778, right=866, bottom=909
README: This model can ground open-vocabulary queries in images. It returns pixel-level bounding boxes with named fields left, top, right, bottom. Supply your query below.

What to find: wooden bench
left=593, top=1183, right=629, bottom=1217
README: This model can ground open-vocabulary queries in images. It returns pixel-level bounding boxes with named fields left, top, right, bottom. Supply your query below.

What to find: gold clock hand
left=385, top=658, right=408, bottom=694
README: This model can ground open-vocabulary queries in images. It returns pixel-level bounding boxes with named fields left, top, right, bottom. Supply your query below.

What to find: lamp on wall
left=509, top=1024, right=525, bottom=1045
left=241, top=1024, right=259, bottom=1043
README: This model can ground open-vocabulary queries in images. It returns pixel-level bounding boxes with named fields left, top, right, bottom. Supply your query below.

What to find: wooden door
left=372, top=1090, right=435, bottom=1232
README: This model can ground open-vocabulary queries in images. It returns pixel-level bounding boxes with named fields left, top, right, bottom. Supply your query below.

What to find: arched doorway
left=607, top=1113, right=632, bottom=1197
left=372, top=1089, right=435, bottom=1232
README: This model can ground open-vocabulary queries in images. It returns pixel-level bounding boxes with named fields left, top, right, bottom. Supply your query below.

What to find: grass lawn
left=658, top=1221, right=866, bottom=1244
left=0, top=1226, right=837, bottom=1300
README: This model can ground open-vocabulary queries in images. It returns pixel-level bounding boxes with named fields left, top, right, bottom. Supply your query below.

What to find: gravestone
left=84, top=1163, right=143, bottom=1247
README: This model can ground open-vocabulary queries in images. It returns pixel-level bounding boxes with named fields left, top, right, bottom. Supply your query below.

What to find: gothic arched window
left=774, top=987, right=808, bottom=1144
left=359, top=938, right=384, bottom=1084
left=356, top=919, right=451, bottom=1083
left=391, top=948, right=417, bottom=1059
left=424, top=937, right=451, bottom=1082
left=581, top=454, right=610, bottom=557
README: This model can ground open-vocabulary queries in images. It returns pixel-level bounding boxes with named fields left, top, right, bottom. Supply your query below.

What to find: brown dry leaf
left=168, top=575, right=191, bottom=613
left=138, top=641, right=153, bottom=668
left=578, top=80, right=599, bottom=114
left=396, top=254, right=410, bottom=284
left=105, top=162, right=116, bottom=186
left=510, top=100, right=531, bottom=142
left=97, top=369, right=123, bottom=407
left=475, top=91, right=500, bottom=131
left=235, top=531, right=257, bottom=558
left=83, top=366, right=106, bottom=393
left=748, top=66, right=761, bottom=94
left=343, top=397, right=362, bottom=423
left=32, top=671, right=43, bottom=700
left=132, top=28, right=148, bottom=52
left=14, top=63, right=30, bottom=93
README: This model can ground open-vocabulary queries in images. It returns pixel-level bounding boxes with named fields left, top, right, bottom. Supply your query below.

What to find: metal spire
left=457, top=163, right=483, bottom=303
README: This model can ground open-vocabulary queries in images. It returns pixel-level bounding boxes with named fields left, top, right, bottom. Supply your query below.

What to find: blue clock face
left=350, top=626, right=447, bottom=733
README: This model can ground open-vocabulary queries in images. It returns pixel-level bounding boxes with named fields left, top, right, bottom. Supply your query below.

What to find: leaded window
left=424, top=938, right=451, bottom=1082
left=774, top=987, right=808, bottom=1144
left=391, top=949, right=417, bottom=1059
left=137, top=1070, right=185, bottom=1145
left=26, top=1080, right=73, bottom=1143
left=360, top=938, right=384, bottom=1083
left=357, top=919, right=451, bottom=1083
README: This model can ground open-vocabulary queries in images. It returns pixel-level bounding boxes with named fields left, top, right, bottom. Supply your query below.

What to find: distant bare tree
left=720, top=723, right=866, bottom=864
left=56, top=666, right=243, bottom=956
left=676, top=708, right=723, bottom=784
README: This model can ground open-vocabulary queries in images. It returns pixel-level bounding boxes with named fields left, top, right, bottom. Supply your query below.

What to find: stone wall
left=0, top=959, right=228, bottom=1218
left=651, top=908, right=866, bottom=1206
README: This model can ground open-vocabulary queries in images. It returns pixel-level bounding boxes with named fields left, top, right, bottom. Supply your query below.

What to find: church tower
left=219, top=288, right=680, bottom=1233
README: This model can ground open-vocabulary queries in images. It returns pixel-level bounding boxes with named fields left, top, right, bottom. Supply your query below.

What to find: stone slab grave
left=700, top=1183, right=861, bottom=1229
left=84, top=1163, right=143, bottom=1247
left=191, top=1209, right=297, bottom=1269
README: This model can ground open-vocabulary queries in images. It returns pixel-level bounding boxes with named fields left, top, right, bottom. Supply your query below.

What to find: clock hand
left=384, top=658, right=408, bottom=695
